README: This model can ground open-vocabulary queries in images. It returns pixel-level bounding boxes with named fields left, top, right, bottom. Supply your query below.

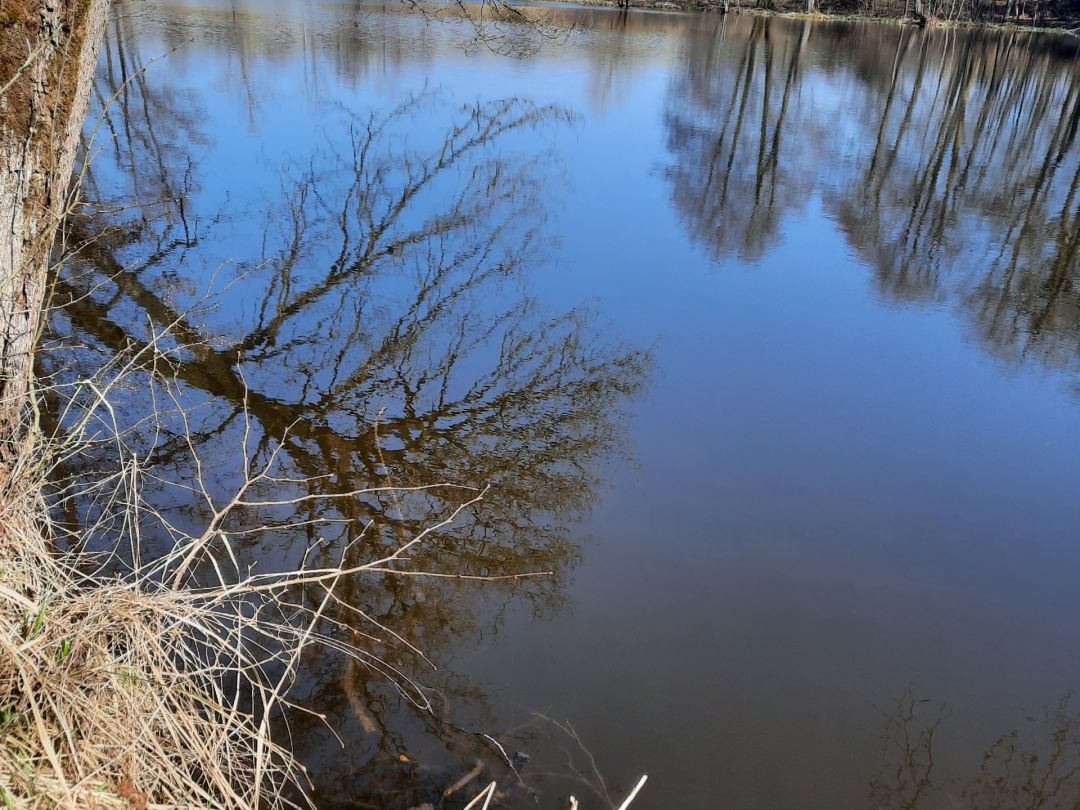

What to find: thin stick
left=615, top=775, right=649, bottom=810
left=463, top=782, right=497, bottom=810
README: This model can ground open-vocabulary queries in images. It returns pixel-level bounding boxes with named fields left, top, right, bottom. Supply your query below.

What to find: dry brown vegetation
left=0, top=340, right=543, bottom=808
left=0, top=466, right=304, bottom=808
left=0, top=326, right=644, bottom=808
left=0, top=370, right=339, bottom=806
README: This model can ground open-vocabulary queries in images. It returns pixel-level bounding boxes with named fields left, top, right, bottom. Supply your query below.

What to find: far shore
left=526, top=0, right=1080, bottom=36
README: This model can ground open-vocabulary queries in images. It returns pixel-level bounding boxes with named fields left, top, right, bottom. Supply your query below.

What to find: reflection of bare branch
left=962, top=697, right=1080, bottom=810
left=402, top=0, right=572, bottom=57
left=869, top=691, right=1080, bottom=810
left=868, top=690, right=949, bottom=809
left=51, top=78, right=648, bottom=803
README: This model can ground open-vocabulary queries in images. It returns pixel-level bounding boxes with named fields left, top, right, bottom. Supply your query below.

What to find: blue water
left=67, top=3, right=1080, bottom=806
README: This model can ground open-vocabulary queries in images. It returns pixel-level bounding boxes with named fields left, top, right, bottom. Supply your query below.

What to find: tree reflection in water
left=47, top=4, right=1080, bottom=806
left=665, top=16, right=1080, bottom=378
left=870, top=691, right=1080, bottom=810
left=48, top=21, right=650, bottom=803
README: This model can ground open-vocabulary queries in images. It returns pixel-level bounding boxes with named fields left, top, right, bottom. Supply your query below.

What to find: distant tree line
left=695, top=0, right=1080, bottom=27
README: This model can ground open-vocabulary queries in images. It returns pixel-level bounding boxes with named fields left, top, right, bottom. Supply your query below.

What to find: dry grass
left=0, top=490, right=300, bottom=808
left=0, top=294, right=499, bottom=807
left=0, top=400, right=307, bottom=807
left=0, top=333, right=645, bottom=808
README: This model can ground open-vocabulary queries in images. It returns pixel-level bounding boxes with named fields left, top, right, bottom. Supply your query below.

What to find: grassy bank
left=0, top=400, right=302, bottom=806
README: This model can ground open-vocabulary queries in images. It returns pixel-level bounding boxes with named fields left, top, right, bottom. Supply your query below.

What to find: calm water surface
left=61, top=3, right=1080, bottom=807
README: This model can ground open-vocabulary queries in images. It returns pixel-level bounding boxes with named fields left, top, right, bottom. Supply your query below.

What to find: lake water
left=61, top=2, right=1080, bottom=807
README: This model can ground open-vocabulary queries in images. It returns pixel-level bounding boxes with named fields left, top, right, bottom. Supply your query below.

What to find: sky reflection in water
left=58, top=3, right=1080, bottom=807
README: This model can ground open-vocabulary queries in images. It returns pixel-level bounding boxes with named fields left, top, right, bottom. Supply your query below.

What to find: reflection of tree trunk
left=753, top=23, right=773, bottom=207
left=874, top=33, right=930, bottom=195
left=0, top=0, right=109, bottom=488
left=764, top=21, right=805, bottom=213
left=709, top=20, right=760, bottom=211
left=1028, top=222, right=1080, bottom=339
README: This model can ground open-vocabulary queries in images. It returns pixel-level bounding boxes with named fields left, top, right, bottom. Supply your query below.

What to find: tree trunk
left=0, top=0, right=109, bottom=491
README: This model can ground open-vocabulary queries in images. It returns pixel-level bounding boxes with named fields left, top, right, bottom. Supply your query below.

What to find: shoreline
left=528, top=0, right=1080, bottom=36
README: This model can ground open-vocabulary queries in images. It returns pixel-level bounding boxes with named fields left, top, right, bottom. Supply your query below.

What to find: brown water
left=57, top=2, right=1080, bottom=807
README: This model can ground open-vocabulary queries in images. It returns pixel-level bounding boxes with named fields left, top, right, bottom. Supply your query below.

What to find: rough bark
left=0, top=0, right=109, bottom=490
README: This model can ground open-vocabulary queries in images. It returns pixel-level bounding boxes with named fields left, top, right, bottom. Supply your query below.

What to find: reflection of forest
left=665, top=15, right=1080, bottom=374
left=103, top=0, right=692, bottom=88
left=54, top=4, right=650, bottom=804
